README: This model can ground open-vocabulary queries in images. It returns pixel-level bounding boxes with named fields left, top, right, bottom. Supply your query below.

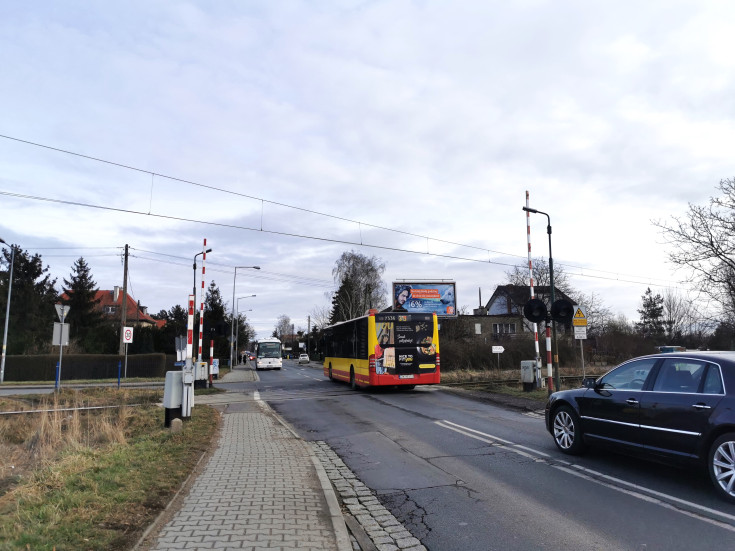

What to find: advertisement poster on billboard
left=391, top=282, right=457, bottom=317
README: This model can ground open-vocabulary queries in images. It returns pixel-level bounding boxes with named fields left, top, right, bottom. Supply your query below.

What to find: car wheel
left=708, top=433, right=735, bottom=503
left=350, top=367, right=357, bottom=390
left=552, top=405, right=585, bottom=455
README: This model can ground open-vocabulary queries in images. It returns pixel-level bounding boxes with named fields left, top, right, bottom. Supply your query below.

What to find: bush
left=4, top=354, right=169, bottom=381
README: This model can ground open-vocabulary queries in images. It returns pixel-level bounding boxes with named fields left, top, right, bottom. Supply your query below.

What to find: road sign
left=52, top=322, right=70, bottom=346
left=574, top=326, right=587, bottom=340
left=492, top=346, right=505, bottom=354
left=55, top=304, right=70, bottom=322
left=572, top=305, right=587, bottom=327
left=123, top=326, right=134, bottom=344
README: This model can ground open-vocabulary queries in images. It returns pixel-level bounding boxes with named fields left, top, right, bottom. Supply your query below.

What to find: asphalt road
left=218, top=360, right=735, bottom=551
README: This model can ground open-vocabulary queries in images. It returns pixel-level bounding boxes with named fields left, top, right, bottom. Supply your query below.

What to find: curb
left=254, top=397, right=353, bottom=551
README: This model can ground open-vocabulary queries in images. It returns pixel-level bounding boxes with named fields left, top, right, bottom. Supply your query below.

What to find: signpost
left=492, top=345, right=504, bottom=369
left=53, top=305, right=70, bottom=391
left=573, top=305, right=587, bottom=376
left=122, top=326, right=134, bottom=378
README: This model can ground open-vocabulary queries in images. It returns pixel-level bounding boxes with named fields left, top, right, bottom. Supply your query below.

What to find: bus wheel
left=350, top=367, right=357, bottom=390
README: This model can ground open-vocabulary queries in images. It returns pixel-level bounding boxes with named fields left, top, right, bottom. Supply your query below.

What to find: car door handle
left=626, top=398, right=639, bottom=405
left=692, top=403, right=712, bottom=410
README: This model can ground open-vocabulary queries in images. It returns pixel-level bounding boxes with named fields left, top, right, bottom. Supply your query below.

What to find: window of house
left=492, top=323, right=516, bottom=334
left=105, top=306, right=118, bottom=314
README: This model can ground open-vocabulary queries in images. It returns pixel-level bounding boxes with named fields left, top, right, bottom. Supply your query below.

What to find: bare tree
left=653, top=177, right=735, bottom=322
left=505, top=257, right=574, bottom=297
left=273, top=314, right=291, bottom=341
left=330, top=251, right=388, bottom=323
left=310, top=300, right=332, bottom=331
left=661, top=288, right=693, bottom=341
left=573, top=291, right=613, bottom=337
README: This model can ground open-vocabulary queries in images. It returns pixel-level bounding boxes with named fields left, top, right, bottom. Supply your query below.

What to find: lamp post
left=0, top=238, right=14, bottom=384
left=235, top=297, right=254, bottom=366
left=230, top=266, right=260, bottom=368
left=193, top=248, right=213, bottom=300
left=192, top=248, right=212, bottom=362
left=522, top=207, right=560, bottom=392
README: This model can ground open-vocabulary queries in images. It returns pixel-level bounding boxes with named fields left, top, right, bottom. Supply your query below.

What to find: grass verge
left=0, top=389, right=220, bottom=551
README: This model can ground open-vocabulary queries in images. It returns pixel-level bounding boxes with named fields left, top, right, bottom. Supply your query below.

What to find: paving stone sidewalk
left=142, top=365, right=427, bottom=551
left=144, top=365, right=352, bottom=551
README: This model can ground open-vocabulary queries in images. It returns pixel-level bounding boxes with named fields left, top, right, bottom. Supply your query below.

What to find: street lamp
left=235, top=296, right=255, bottom=366
left=192, top=248, right=212, bottom=362
left=521, top=206, right=560, bottom=392
left=193, top=248, right=213, bottom=300
left=0, top=238, right=14, bottom=384
left=230, top=266, right=260, bottom=368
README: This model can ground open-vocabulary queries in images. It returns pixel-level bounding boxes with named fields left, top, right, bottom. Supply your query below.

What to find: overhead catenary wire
left=0, top=133, right=684, bottom=291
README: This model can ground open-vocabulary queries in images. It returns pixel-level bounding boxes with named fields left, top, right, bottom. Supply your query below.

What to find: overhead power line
left=0, top=133, right=683, bottom=290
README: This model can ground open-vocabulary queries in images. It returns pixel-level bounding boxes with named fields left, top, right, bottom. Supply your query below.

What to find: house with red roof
left=63, top=286, right=164, bottom=328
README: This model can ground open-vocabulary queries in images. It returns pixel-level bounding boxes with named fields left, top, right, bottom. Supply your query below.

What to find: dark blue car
left=545, top=351, right=735, bottom=502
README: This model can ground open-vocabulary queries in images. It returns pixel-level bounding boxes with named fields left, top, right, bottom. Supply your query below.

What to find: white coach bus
left=254, top=337, right=283, bottom=370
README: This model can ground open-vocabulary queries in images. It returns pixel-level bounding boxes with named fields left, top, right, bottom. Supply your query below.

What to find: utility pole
left=307, top=315, right=311, bottom=357
left=118, top=244, right=128, bottom=355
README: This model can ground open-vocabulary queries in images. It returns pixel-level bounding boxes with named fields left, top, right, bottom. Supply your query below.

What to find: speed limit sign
left=123, top=326, right=134, bottom=344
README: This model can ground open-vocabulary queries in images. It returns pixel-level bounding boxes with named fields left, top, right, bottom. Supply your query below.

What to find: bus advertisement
left=323, top=310, right=440, bottom=389
left=392, top=281, right=457, bottom=317
left=254, top=337, right=283, bottom=370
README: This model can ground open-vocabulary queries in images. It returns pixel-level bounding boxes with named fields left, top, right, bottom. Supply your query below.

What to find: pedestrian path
left=144, top=365, right=352, bottom=551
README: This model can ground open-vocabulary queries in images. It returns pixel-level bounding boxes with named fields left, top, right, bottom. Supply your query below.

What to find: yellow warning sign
left=572, top=305, right=587, bottom=326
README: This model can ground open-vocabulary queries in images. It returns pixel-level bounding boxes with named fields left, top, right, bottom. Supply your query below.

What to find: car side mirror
left=583, top=376, right=598, bottom=389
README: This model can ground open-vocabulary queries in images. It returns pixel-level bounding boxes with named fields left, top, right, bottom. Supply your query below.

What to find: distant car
left=545, top=350, right=735, bottom=502
left=248, top=354, right=255, bottom=361
left=298, top=353, right=310, bottom=364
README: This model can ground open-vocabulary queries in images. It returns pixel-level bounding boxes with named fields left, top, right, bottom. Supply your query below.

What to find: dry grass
left=441, top=364, right=610, bottom=385
left=0, top=388, right=219, bottom=550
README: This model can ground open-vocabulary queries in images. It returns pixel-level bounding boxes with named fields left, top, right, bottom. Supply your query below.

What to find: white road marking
left=435, top=419, right=735, bottom=530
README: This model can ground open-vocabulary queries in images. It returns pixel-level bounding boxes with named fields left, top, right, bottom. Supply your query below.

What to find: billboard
left=391, top=282, right=457, bottom=317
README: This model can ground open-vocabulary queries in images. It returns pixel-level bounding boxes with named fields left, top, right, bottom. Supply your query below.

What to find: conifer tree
left=61, top=257, right=103, bottom=351
left=0, top=246, right=58, bottom=354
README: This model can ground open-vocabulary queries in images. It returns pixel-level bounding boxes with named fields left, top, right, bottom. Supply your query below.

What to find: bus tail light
left=369, top=354, right=376, bottom=374
left=436, top=353, right=440, bottom=369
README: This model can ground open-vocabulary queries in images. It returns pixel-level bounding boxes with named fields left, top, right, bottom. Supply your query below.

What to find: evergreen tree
left=203, top=281, right=229, bottom=359
left=61, top=257, right=103, bottom=352
left=0, top=246, right=58, bottom=354
left=636, top=287, right=665, bottom=339
left=153, top=304, right=188, bottom=354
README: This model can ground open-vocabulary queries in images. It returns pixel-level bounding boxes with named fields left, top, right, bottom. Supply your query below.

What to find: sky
left=1, top=1, right=734, bottom=341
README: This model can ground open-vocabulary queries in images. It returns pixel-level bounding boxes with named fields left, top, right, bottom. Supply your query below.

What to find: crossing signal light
left=523, top=298, right=547, bottom=323
left=524, top=298, right=575, bottom=323
left=550, top=299, right=574, bottom=323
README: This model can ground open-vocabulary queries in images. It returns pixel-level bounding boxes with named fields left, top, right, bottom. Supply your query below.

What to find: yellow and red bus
left=322, top=310, right=440, bottom=389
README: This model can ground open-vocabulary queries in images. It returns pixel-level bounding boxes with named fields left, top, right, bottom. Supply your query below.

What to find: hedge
left=2, top=354, right=173, bottom=381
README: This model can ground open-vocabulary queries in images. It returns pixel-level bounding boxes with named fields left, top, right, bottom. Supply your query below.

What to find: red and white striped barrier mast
left=209, top=339, right=214, bottom=388
left=526, top=191, right=545, bottom=389
left=183, top=293, right=195, bottom=418
left=198, top=239, right=207, bottom=379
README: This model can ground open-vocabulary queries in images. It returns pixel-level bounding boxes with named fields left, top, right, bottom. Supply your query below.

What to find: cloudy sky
left=1, top=1, right=734, bottom=340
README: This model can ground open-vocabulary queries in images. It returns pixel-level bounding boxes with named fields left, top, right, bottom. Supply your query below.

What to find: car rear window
left=703, top=364, right=724, bottom=394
